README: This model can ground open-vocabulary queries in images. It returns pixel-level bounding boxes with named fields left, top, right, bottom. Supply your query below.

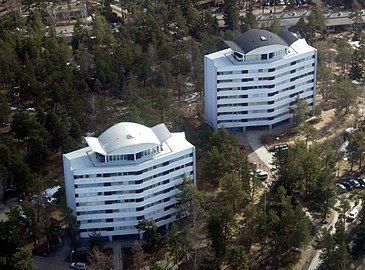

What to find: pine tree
left=241, top=1, right=257, bottom=32
left=227, top=244, right=249, bottom=270
left=130, top=241, right=146, bottom=270
left=351, top=0, right=363, bottom=41
left=224, top=0, right=239, bottom=30
left=268, top=17, right=281, bottom=34
left=349, top=50, right=363, bottom=80
left=10, top=247, right=35, bottom=270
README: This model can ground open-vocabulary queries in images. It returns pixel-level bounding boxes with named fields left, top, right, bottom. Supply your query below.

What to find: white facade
left=63, top=122, right=196, bottom=240
left=204, top=29, right=317, bottom=131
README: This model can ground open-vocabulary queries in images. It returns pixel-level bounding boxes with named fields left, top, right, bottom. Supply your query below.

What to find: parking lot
left=336, top=177, right=365, bottom=193
left=34, top=235, right=71, bottom=270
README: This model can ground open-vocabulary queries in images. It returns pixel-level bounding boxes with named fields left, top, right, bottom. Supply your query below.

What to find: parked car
left=5, top=188, right=18, bottom=199
left=336, top=183, right=347, bottom=193
left=342, top=182, right=354, bottom=191
left=256, top=169, right=268, bottom=180
left=32, top=243, right=50, bottom=257
left=270, top=144, right=289, bottom=152
left=57, top=236, right=64, bottom=247
left=357, top=178, right=365, bottom=188
left=350, top=179, right=361, bottom=189
left=347, top=209, right=359, bottom=222
left=70, top=262, right=88, bottom=270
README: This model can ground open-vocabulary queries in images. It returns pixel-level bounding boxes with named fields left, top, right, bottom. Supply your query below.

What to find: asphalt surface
left=215, top=8, right=365, bottom=28
left=246, top=130, right=274, bottom=170
left=34, top=237, right=71, bottom=270
left=305, top=198, right=362, bottom=270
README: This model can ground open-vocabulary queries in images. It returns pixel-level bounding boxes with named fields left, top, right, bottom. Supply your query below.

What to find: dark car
left=70, top=262, right=87, bottom=269
left=270, top=144, right=289, bottom=152
left=357, top=178, right=365, bottom=188
left=342, top=182, right=354, bottom=191
left=33, top=243, right=50, bottom=257
left=5, top=188, right=18, bottom=199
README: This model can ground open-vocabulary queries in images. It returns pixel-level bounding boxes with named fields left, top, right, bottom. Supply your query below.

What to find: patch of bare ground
left=40, top=152, right=64, bottom=187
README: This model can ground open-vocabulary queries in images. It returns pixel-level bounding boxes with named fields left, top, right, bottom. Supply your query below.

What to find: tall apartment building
left=204, top=29, right=317, bottom=131
left=63, top=122, right=196, bottom=241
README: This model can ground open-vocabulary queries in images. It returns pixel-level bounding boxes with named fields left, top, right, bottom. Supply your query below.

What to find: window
left=136, top=152, right=143, bottom=159
left=234, top=52, right=243, bottom=61
left=261, top=54, right=267, bottom=60
left=96, top=153, right=105, bottom=163
left=217, top=71, right=233, bottom=75
left=242, top=78, right=254, bottom=82
left=269, top=52, right=274, bottom=59
left=126, top=154, right=134, bottom=161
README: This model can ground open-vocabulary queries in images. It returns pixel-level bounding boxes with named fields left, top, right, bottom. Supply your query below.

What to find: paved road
left=216, top=8, right=365, bottom=28
left=305, top=198, right=362, bottom=270
left=112, top=241, right=123, bottom=270
left=246, top=131, right=274, bottom=170
left=34, top=239, right=71, bottom=270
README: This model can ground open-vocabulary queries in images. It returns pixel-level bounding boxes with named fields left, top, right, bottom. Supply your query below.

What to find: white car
left=336, top=183, right=347, bottom=193
left=70, top=262, right=88, bottom=270
left=256, top=169, right=268, bottom=180
left=350, top=179, right=361, bottom=188
left=347, top=209, right=359, bottom=222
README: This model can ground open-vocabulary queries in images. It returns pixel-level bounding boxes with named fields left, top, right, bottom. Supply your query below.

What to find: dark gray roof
left=278, top=30, right=298, bottom=45
left=224, top=29, right=298, bottom=54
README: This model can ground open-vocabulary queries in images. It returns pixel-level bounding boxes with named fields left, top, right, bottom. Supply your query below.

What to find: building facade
left=63, top=122, right=196, bottom=241
left=204, top=29, right=317, bottom=131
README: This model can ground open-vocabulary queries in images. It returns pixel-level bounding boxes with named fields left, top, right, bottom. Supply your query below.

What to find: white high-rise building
left=63, top=122, right=196, bottom=241
left=204, top=29, right=317, bottom=131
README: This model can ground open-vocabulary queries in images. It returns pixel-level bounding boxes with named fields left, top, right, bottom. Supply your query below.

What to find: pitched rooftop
left=224, top=29, right=298, bottom=54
